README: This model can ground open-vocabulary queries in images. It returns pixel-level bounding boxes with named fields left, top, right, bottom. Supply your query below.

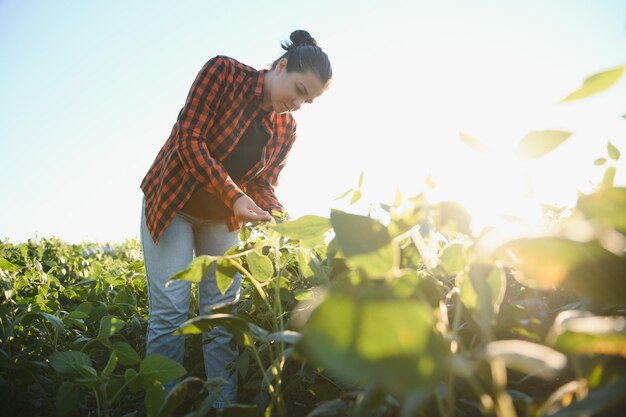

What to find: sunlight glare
left=430, top=151, right=544, bottom=236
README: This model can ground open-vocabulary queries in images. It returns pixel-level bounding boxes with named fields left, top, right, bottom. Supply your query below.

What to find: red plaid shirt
left=140, top=55, right=297, bottom=244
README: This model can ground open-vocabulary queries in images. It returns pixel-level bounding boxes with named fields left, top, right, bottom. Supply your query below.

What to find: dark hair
left=271, top=30, right=332, bottom=85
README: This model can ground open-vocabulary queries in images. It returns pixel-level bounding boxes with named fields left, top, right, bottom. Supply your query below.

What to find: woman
left=139, top=30, right=332, bottom=407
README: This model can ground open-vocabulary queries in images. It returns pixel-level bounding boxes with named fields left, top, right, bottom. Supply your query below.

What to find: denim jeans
left=139, top=198, right=241, bottom=407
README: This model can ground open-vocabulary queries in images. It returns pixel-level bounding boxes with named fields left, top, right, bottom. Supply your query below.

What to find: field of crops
left=1, top=67, right=625, bottom=417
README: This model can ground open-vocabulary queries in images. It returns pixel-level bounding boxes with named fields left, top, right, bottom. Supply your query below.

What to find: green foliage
left=2, top=59, right=626, bottom=417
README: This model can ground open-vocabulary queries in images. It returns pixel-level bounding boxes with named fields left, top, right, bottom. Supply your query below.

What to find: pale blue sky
left=1, top=0, right=625, bottom=243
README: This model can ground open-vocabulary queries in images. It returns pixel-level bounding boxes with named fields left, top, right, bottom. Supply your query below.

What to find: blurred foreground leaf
left=499, top=238, right=626, bottom=307
left=271, top=215, right=331, bottom=248
left=459, top=132, right=490, bottom=154
left=547, top=376, right=626, bottom=417
left=331, top=210, right=395, bottom=277
left=607, top=141, right=621, bottom=160
left=167, top=255, right=215, bottom=285
left=485, top=340, right=567, bottom=379
left=577, top=187, right=626, bottom=234
left=458, top=264, right=506, bottom=330
left=434, top=201, right=472, bottom=235
left=548, top=311, right=626, bottom=357
left=514, top=130, right=572, bottom=160
left=300, top=285, right=447, bottom=397
left=561, top=66, right=625, bottom=102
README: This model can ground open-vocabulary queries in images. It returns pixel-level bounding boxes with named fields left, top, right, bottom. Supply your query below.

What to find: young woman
left=139, top=30, right=332, bottom=407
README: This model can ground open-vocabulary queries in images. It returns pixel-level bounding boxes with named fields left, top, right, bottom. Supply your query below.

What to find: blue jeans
left=139, top=198, right=241, bottom=406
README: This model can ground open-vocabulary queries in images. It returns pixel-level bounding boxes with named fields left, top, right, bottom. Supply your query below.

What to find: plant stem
left=272, top=245, right=288, bottom=417
left=230, top=262, right=274, bottom=319
left=434, top=392, right=447, bottom=417
left=108, top=374, right=136, bottom=406
left=92, top=387, right=102, bottom=417
left=249, top=344, right=275, bottom=396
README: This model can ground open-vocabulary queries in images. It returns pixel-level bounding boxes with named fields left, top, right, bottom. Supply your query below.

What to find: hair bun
left=282, top=29, right=318, bottom=51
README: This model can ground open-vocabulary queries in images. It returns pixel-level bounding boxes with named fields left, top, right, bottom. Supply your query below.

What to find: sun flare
left=430, top=152, right=544, bottom=235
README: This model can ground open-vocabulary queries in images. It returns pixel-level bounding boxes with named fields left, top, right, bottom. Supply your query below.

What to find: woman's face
left=264, top=59, right=327, bottom=114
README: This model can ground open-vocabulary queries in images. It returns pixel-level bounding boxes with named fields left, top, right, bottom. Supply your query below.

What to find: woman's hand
left=233, top=195, right=272, bottom=222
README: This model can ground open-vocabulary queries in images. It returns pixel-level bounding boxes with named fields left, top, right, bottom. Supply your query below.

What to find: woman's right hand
left=233, top=195, right=272, bottom=222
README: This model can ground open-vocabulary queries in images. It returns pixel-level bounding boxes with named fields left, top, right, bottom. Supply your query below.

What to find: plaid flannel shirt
left=140, top=55, right=297, bottom=245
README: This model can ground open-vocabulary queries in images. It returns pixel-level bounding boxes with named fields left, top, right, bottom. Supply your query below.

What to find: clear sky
left=1, top=0, right=625, bottom=243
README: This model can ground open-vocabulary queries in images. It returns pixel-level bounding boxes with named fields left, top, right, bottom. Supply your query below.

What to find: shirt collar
left=250, top=68, right=267, bottom=98
left=250, top=68, right=276, bottom=121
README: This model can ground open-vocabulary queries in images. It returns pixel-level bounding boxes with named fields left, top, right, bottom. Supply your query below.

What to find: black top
left=180, top=113, right=270, bottom=220
left=222, top=114, right=270, bottom=180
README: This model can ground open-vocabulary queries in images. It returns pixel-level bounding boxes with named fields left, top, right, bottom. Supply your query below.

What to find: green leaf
left=265, top=330, right=301, bottom=344
left=271, top=215, right=331, bottom=248
left=562, top=66, right=625, bottom=102
left=246, top=252, right=273, bottom=282
left=459, top=132, right=490, bottom=153
left=388, top=203, right=427, bottom=238
left=350, top=190, right=362, bottom=205
left=176, top=313, right=250, bottom=336
left=607, top=141, right=621, bottom=160
left=234, top=350, right=250, bottom=379
left=111, top=341, right=141, bottom=366
left=309, top=257, right=330, bottom=285
left=438, top=243, right=466, bottom=275
left=101, top=351, right=118, bottom=378
left=138, top=354, right=186, bottom=384
left=167, top=255, right=214, bottom=285
left=548, top=311, right=626, bottom=357
left=514, top=130, right=572, bottom=160
left=357, top=171, right=364, bottom=188
left=602, top=166, right=616, bottom=189
left=498, top=238, right=626, bottom=306
left=56, top=381, right=80, bottom=416
left=0, top=257, right=18, bottom=272
left=577, top=187, right=626, bottom=234
left=335, top=188, right=354, bottom=200
left=159, top=377, right=206, bottom=417
left=125, top=368, right=141, bottom=393
left=296, top=249, right=314, bottom=279
left=97, top=315, right=125, bottom=340
left=144, top=380, right=165, bottom=417
left=485, top=340, right=567, bottom=379
left=40, top=312, right=65, bottom=336
left=457, top=264, right=506, bottom=328
left=330, top=209, right=395, bottom=277
left=216, top=258, right=239, bottom=294
left=49, top=351, right=93, bottom=378
left=239, top=225, right=251, bottom=242
left=301, top=290, right=446, bottom=396
left=0, top=349, right=10, bottom=368
left=594, top=158, right=607, bottom=166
